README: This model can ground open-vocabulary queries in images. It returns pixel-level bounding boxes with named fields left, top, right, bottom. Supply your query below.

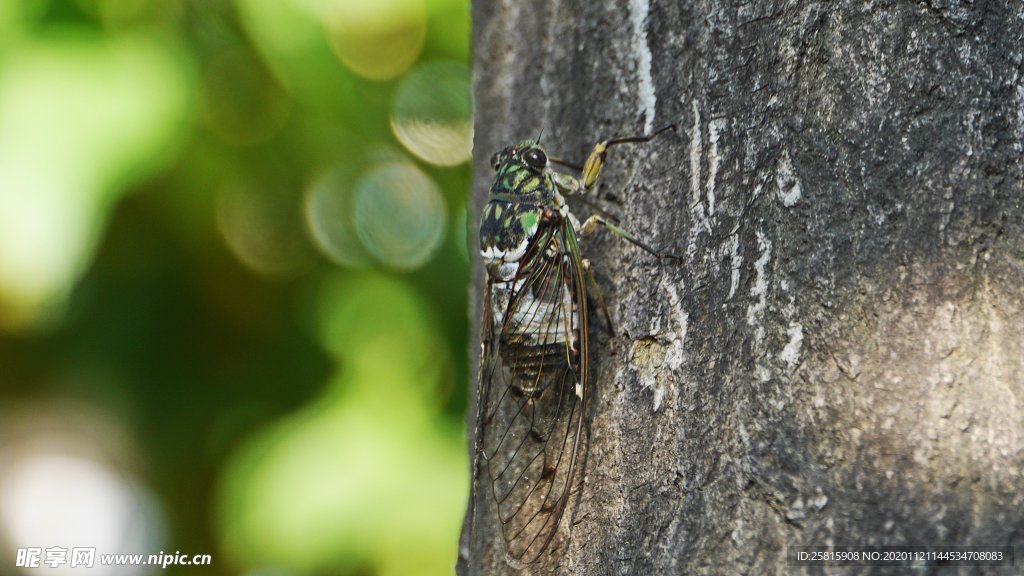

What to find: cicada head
left=487, top=140, right=552, bottom=198
left=479, top=139, right=555, bottom=280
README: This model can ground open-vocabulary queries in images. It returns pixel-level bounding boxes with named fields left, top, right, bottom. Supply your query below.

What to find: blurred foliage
left=0, top=0, right=471, bottom=575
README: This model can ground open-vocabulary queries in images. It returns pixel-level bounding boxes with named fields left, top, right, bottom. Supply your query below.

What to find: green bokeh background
left=0, top=1, right=471, bottom=575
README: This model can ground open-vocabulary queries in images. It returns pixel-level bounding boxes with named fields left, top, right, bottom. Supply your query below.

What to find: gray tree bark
left=460, top=0, right=1024, bottom=574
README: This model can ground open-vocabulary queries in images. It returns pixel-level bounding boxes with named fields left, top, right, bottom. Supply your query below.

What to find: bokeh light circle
left=353, top=163, right=447, bottom=270
left=323, top=0, right=426, bottom=81
left=0, top=403, right=166, bottom=576
left=390, top=61, right=473, bottom=166
left=304, top=166, right=370, bottom=269
left=216, top=180, right=316, bottom=278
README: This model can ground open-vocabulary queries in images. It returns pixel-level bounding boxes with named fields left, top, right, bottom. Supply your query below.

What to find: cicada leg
left=552, top=124, right=681, bottom=260
left=581, top=258, right=612, bottom=333
left=581, top=214, right=682, bottom=260
left=581, top=124, right=676, bottom=190
left=551, top=124, right=676, bottom=196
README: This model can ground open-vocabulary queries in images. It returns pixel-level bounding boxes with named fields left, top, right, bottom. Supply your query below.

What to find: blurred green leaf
left=219, top=273, right=465, bottom=575
left=0, top=28, right=194, bottom=327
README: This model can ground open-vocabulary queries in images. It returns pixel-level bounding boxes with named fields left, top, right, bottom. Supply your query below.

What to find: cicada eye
left=522, top=148, right=547, bottom=171
left=490, top=153, right=501, bottom=170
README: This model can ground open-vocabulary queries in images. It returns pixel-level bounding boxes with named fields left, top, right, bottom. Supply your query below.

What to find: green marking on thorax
left=513, top=170, right=530, bottom=187
left=519, top=210, right=539, bottom=232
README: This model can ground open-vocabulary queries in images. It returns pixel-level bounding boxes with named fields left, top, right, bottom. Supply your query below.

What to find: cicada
left=473, top=125, right=676, bottom=566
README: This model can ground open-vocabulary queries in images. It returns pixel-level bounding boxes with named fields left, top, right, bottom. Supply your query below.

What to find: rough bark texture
left=461, top=0, right=1024, bottom=574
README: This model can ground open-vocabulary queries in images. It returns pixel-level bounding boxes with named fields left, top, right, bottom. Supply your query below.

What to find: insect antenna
left=604, top=123, right=676, bottom=148
left=549, top=156, right=584, bottom=171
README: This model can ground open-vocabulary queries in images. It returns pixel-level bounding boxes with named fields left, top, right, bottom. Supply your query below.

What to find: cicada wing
left=476, top=221, right=589, bottom=566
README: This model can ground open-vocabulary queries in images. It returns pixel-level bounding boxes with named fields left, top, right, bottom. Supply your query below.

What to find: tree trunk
left=460, top=0, right=1024, bottom=574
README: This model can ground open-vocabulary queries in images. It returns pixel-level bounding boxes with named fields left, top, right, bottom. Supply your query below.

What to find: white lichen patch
left=651, top=376, right=667, bottom=412
left=726, top=233, right=741, bottom=301
left=747, top=229, right=772, bottom=343
left=707, top=118, right=726, bottom=216
left=747, top=230, right=773, bottom=382
left=776, top=150, right=803, bottom=207
left=687, top=101, right=711, bottom=257
left=811, top=490, right=829, bottom=511
left=662, top=278, right=688, bottom=373
left=780, top=322, right=804, bottom=367
left=689, top=101, right=702, bottom=203
left=628, top=0, right=656, bottom=134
